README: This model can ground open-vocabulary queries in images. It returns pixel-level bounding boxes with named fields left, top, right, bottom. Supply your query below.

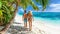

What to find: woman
left=22, top=10, right=27, bottom=28
left=27, top=11, right=34, bottom=31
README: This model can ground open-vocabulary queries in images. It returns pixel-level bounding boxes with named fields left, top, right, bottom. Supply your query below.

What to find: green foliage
left=36, top=0, right=49, bottom=11
left=0, top=0, right=15, bottom=25
left=0, top=1, right=2, bottom=9
left=0, top=0, right=48, bottom=26
left=19, top=0, right=39, bottom=10
left=0, top=10, right=2, bottom=16
left=9, top=0, right=14, bottom=2
left=29, top=1, right=39, bottom=10
left=19, top=0, right=28, bottom=10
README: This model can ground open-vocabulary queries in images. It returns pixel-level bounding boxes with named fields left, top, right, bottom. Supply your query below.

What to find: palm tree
left=36, top=0, right=48, bottom=11
left=0, top=0, right=48, bottom=34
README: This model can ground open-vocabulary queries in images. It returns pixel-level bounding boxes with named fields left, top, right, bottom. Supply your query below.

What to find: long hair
left=28, top=11, right=32, bottom=15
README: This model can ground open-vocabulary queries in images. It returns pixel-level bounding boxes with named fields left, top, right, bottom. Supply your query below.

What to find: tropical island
left=0, top=0, right=60, bottom=34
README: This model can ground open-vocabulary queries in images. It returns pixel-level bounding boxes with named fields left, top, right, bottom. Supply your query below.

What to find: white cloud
left=19, top=8, right=24, bottom=11
left=50, top=4, right=60, bottom=7
left=49, top=4, right=60, bottom=12
left=20, top=8, right=24, bottom=11
left=38, top=5, right=42, bottom=7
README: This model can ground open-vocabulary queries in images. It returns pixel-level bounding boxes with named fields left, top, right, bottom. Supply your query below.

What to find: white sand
left=14, top=14, right=60, bottom=34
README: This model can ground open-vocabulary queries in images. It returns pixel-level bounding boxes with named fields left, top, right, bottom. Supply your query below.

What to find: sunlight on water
left=18, top=12, right=60, bottom=26
left=34, top=17, right=60, bottom=26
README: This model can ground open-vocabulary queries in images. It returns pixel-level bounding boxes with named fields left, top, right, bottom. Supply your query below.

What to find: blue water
left=18, top=12, right=60, bottom=25
left=18, top=12, right=60, bottom=19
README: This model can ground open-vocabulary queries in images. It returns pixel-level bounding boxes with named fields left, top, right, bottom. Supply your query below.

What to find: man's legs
left=24, top=19, right=27, bottom=28
left=24, top=22, right=27, bottom=28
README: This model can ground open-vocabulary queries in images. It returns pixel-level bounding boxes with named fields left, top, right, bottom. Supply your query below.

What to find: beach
left=0, top=0, right=60, bottom=34
left=0, top=13, right=59, bottom=34
left=12, top=14, right=60, bottom=34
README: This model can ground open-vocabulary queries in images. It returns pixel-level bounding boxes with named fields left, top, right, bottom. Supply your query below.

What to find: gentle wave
left=18, top=12, right=60, bottom=20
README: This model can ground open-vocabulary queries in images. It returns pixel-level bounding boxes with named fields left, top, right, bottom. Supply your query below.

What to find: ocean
left=18, top=12, right=60, bottom=25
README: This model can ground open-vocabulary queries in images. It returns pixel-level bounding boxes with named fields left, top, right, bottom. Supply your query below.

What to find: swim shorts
left=24, top=18, right=27, bottom=23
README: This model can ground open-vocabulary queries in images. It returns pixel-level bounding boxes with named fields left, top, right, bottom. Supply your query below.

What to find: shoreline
left=14, top=14, right=60, bottom=34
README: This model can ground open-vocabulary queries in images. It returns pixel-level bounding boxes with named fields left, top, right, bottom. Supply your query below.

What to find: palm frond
left=36, top=0, right=48, bottom=11
left=29, top=0, right=39, bottom=10
left=0, top=1, right=2, bottom=9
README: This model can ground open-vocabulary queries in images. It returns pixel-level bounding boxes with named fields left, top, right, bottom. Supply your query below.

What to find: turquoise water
left=34, top=17, right=60, bottom=25
left=18, top=12, right=60, bottom=25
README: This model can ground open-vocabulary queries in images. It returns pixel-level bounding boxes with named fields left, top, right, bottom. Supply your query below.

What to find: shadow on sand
left=7, top=25, right=29, bottom=34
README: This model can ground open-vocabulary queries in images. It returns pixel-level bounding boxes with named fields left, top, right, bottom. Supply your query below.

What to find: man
left=22, top=10, right=27, bottom=28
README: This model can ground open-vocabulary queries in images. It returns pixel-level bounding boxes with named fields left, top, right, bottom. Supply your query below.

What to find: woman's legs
left=29, top=21, right=32, bottom=31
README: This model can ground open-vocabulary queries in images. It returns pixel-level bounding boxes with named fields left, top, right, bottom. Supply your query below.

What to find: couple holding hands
left=22, top=10, right=34, bottom=31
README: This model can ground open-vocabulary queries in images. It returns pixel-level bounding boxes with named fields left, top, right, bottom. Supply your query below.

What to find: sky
left=47, top=0, right=60, bottom=12
left=18, top=0, right=60, bottom=12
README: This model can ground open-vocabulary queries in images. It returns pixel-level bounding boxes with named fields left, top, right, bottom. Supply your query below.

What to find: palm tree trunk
left=0, top=3, right=18, bottom=34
